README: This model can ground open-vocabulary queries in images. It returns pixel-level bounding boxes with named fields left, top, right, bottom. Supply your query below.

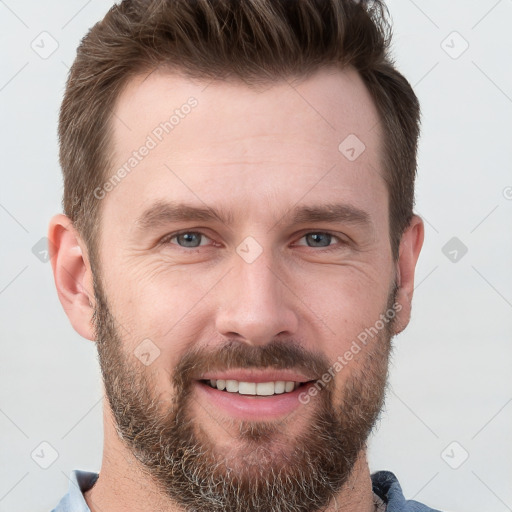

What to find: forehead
left=104, top=66, right=386, bottom=230
left=112, top=65, right=382, bottom=154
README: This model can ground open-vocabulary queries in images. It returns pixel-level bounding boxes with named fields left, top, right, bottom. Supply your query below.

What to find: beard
left=92, top=272, right=396, bottom=512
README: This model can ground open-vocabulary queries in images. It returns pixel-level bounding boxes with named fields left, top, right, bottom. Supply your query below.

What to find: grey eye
left=305, top=233, right=332, bottom=247
left=174, top=232, right=203, bottom=248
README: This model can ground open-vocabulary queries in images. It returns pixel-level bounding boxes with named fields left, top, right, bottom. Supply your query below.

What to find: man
left=48, top=0, right=440, bottom=510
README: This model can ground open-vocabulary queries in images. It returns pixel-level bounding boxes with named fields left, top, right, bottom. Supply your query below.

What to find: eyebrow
left=135, top=201, right=234, bottom=231
left=134, top=200, right=371, bottom=232
left=285, top=203, right=371, bottom=228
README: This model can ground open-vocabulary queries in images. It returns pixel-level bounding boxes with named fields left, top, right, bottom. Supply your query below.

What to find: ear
left=48, top=214, right=96, bottom=341
left=392, top=214, right=424, bottom=335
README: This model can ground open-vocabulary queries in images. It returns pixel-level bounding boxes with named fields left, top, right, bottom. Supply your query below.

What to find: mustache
left=172, top=339, right=332, bottom=390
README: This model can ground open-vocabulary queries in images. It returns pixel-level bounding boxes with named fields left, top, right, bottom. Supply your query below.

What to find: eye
left=166, top=231, right=211, bottom=248
left=295, top=232, right=345, bottom=249
left=303, top=232, right=332, bottom=247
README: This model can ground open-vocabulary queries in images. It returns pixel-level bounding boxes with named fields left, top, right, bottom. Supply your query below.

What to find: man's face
left=92, top=67, right=399, bottom=511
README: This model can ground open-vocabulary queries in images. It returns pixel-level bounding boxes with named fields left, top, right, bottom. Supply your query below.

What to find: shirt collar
left=52, top=470, right=98, bottom=512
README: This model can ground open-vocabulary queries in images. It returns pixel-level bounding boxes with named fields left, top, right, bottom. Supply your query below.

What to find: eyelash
left=160, top=230, right=348, bottom=252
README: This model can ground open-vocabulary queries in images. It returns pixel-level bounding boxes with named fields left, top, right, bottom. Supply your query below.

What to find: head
left=50, top=1, right=424, bottom=511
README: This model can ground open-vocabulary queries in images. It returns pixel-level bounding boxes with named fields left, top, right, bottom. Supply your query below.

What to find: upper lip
left=198, top=369, right=316, bottom=383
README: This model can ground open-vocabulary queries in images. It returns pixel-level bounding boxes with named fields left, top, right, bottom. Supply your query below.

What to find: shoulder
left=371, top=470, right=444, bottom=512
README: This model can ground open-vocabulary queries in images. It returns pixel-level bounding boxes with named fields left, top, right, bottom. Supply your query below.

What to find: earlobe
left=48, top=214, right=96, bottom=341
left=392, top=215, right=425, bottom=335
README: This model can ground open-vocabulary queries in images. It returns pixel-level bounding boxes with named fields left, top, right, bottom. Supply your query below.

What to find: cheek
left=297, top=268, right=394, bottom=387
left=101, top=259, right=225, bottom=360
left=298, top=263, right=391, bottom=330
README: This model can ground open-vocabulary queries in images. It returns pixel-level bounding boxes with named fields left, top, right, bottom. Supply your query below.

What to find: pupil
left=308, top=233, right=331, bottom=247
left=179, top=233, right=200, bottom=247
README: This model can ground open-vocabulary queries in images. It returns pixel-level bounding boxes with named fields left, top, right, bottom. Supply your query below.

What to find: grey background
left=1, top=1, right=511, bottom=511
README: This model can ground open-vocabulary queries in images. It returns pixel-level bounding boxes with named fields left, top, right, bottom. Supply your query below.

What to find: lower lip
left=195, top=381, right=314, bottom=420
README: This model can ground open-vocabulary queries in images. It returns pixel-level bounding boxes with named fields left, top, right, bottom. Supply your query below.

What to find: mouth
left=194, top=370, right=318, bottom=420
left=201, top=379, right=308, bottom=396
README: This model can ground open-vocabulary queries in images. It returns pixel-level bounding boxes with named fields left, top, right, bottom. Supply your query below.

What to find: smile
left=203, top=379, right=306, bottom=396
left=195, top=371, right=317, bottom=420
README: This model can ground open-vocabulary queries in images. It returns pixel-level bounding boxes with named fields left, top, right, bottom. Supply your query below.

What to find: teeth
left=239, top=382, right=256, bottom=395
left=285, top=381, right=295, bottom=393
left=274, top=381, right=286, bottom=394
left=226, top=380, right=239, bottom=392
left=207, top=379, right=301, bottom=396
left=256, top=382, right=274, bottom=396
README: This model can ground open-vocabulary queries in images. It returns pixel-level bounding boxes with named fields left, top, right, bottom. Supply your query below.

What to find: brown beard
left=92, top=273, right=395, bottom=512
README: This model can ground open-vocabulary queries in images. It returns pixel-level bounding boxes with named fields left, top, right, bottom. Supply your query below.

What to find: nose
left=214, top=248, right=299, bottom=346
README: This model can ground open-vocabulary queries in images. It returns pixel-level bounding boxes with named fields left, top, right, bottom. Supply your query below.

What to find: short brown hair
left=59, top=0, right=420, bottom=261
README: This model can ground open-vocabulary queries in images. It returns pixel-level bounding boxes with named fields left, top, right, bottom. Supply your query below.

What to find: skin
left=49, top=66, right=424, bottom=512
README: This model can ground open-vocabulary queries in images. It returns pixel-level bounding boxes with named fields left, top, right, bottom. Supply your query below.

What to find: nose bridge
left=214, top=243, right=298, bottom=344
left=237, top=247, right=281, bottom=307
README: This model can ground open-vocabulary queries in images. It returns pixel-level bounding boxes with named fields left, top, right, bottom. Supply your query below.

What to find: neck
left=85, top=405, right=376, bottom=512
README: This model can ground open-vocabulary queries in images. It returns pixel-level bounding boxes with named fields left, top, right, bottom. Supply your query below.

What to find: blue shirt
left=50, top=469, right=443, bottom=511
